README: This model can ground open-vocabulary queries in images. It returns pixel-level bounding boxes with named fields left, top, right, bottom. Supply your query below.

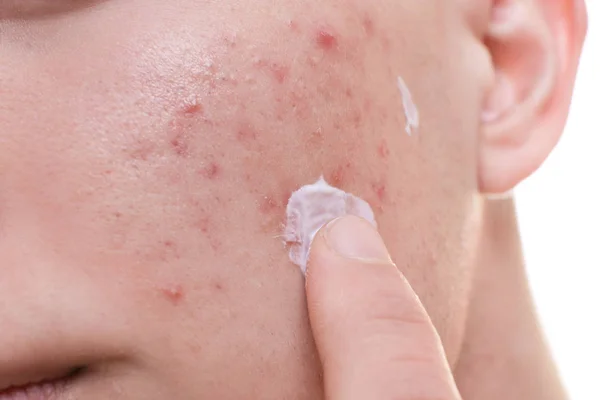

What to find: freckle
left=363, top=15, right=375, bottom=37
left=160, top=285, right=185, bottom=305
left=316, top=28, right=338, bottom=50
left=213, top=281, right=225, bottom=292
left=113, top=212, right=123, bottom=219
left=378, top=140, right=390, bottom=159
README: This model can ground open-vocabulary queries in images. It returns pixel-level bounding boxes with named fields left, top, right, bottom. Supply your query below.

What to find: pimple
left=159, top=284, right=185, bottom=305
left=316, top=28, right=338, bottom=50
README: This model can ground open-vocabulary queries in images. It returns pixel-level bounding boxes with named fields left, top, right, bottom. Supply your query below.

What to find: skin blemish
left=316, top=28, right=338, bottom=50
left=378, top=140, right=390, bottom=159
left=256, top=59, right=290, bottom=84
left=372, top=181, right=387, bottom=203
left=182, top=103, right=204, bottom=117
left=237, top=122, right=258, bottom=144
left=200, top=162, right=221, bottom=180
left=362, top=15, right=375, bottom=37
left=259, top=195, right=280, bottom=214
left=288, top=19, right=301, bottom=32
left=160, top=284, right=185, bottom=306
left=271, top=64, right=289, bottom=84
left=330, top=162, right=352, bottom=187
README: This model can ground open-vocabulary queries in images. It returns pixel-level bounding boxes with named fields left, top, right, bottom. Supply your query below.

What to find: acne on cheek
left=126, top=13, right=394, bottom=270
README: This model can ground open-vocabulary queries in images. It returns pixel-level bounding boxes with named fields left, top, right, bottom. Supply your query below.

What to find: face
left=0, top=0, right=491, bottom=398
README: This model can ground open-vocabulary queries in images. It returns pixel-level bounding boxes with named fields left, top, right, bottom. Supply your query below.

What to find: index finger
left=305, top=216, right=461, bottom=400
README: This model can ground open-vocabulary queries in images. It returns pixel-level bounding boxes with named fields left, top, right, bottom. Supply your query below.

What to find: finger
left=305, top=216, right=461, bottom=400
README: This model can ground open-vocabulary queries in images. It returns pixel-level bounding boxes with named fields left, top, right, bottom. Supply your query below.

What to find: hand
left=305, top=216, right=461, bottom=400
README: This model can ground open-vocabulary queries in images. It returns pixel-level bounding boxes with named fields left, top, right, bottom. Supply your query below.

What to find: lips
left=0, top=367, right=83, bottom=400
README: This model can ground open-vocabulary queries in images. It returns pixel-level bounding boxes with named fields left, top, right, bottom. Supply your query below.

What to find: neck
left=454, top=198, right=567, bottom=399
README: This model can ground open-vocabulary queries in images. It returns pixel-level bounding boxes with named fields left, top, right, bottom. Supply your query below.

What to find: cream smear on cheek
left=397, top=76, right=419, bottom=135
left=284, top=177, right=377, bottom=274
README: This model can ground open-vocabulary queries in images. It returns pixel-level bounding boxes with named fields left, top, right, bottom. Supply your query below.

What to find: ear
left=478, top=0, right=588, bottom=194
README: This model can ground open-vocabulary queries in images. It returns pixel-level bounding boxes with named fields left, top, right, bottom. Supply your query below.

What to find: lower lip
left=0, top=379, right=68, bottom=400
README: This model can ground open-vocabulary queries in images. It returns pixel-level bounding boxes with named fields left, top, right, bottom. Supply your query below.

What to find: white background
left=516, top=2, right=600, bottom=399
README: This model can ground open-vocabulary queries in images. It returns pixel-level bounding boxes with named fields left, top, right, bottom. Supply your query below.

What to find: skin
left=0, top=0, right=587, bottom=399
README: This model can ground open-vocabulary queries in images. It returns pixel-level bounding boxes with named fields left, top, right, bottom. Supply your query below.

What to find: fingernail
left=324, top=216, right=391, bottom=262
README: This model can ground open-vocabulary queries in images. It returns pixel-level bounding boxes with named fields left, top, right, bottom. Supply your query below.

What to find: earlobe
left=477, top=0, right=587, bottom=194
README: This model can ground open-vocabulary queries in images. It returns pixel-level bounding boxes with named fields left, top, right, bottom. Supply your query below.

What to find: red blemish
left=345, top=88, right=354, bottom=99
left=330, top=162, right=352, bottom=187
left=170, top=130, right=190, bottom=157
left=259, top=195, right=279, bottom=214
left=160, top=284, right=185, bottom=305
left=378, top=140, right=390, bottom=159
left=213, top=281, right=225, bottom=291
left=195, top=217, right=210, bottom=233
left=210, top=239, right=222, bottom=251
left=351, top=110, right=363, bottom=128
left=306, top=129, right=325, bottom=148
left=288, top=19, right=301, bottom=32
left=113, top=212, right=123, bottom=219
left=372, top=182, right=387, bottom=202
left=183, top=103, right=204, bottom=117
left=316, top=28, right=338, bottom=50
left=363, top=15, right=375, bottom=37
left=271, top=64, right=289, bottom=84
left=201, top=162, right=221, bottom=180
left=257, top=59, right=290, bottom=84
left=130, top=139, right=158, bottom=161
left=237, top=123, right=258, bottom=143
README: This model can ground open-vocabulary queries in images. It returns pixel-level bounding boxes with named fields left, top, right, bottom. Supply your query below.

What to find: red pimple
left=160, top=284, right=185, bottom=305
left=201, top=162, right=221, bottom=180
left=372, top=182, right=387, bottom=202
left=316, top=28, right=338, bottom=50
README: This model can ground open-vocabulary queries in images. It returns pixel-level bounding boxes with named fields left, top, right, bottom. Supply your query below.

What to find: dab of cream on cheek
left=284, top=177, right=377, bottom=274
left=397, top=75, right=419, bottom=136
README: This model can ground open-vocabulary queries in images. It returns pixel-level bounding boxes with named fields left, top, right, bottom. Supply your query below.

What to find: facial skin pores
left=284, top=177, right=377, bottom=274
left=397, top=76, right=419, bottom=135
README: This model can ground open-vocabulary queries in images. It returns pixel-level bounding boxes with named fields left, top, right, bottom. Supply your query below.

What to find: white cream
left=284, top=177, right=377, bottom=274
left=397, top=76, right=419, bottom=136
